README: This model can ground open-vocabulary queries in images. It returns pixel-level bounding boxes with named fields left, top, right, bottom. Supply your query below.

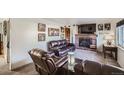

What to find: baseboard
left=11, top=59, right=32, bottom=70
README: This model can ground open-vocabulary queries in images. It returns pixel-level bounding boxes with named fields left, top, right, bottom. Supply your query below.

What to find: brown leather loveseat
left=47, top=39, right=75, bottom=57
left=74, top=60, right=124, bottom=75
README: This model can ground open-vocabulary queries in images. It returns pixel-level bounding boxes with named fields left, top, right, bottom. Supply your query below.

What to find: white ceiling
left=0, top=18, right=9, bottom=22
left=0, top=19, right=4, bottom=22
left=0, top=18, right=122, bottom=25
left=44, top=18, right=122, bottom=25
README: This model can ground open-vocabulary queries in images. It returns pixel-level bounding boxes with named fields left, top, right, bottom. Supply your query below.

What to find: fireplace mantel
left=75, top=34, right=97, bottom=36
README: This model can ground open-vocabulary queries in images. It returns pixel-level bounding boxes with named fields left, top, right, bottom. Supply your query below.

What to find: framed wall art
left=3, top=20, right=7, bottom=36
left=61, top=27, right=64, bottom=33
left=38, top=23, right=46, bottom=32
left=48, top=28, right=59, bottom=36
left=104, top=23, right=111, bottom=30
left=38, top=33, right=46, bottom=41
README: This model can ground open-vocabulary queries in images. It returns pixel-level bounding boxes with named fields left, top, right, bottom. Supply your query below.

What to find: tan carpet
left=0, top=63, right=38, bottom=75
left=0, top=49, right=120, bottom=75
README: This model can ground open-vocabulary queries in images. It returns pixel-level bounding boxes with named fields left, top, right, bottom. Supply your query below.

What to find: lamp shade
left=104, top=34, right=114, bottom=40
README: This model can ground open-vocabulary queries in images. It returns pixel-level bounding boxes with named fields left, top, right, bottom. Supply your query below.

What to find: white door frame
left=7, top=19, right=11, bottom=70
left=2, top=19, right=11, bottom=70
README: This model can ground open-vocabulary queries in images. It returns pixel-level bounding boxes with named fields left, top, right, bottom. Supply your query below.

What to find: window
left=123, top=27, right=124, bottom=47
left=117, top=25, right=124, bottom=48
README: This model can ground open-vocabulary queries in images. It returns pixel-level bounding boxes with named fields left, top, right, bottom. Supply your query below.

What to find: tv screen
left=78, top=24, right=96, bottom=34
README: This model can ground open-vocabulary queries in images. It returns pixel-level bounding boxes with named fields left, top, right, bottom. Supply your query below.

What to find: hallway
left=0, top=55, right=6, bottom=67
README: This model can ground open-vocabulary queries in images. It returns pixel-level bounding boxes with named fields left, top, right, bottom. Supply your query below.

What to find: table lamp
left=104, top=34, right=114, bottom=45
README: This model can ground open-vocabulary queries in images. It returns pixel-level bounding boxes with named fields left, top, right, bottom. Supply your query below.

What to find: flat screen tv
left=78, top=24, right=96, bottom=34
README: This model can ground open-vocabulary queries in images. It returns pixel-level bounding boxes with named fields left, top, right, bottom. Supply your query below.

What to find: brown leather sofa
left=28, top=48, right=68, bottom=75
left=47, top=39, right=75, bottom=57
left=74, top=60, right=124, bottom=75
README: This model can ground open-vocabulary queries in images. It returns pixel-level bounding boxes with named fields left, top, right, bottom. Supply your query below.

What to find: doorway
left=65, top=27, right=70, bottom=43
left=0, top=20, right=11, bottom=70
left=0, top=30, right=4, bottom=55
left=0, top=23, right=5, bottom=65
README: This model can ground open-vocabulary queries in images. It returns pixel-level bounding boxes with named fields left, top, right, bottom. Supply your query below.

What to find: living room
left=0, top=18, right=124, bottom=75
left=1, top=0, right=124, bottom=93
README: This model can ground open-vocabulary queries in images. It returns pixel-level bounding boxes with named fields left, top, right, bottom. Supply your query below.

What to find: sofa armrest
left=48, top=48, right=59, bottom=56
left=46, top=51, right=55, bottom=57
left=68, top=43, right=75, bottom=46
left=55, top=56, right=68, bottom=67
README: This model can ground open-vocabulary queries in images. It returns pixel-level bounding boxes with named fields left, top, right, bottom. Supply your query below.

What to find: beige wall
left=10, top=18, right=62, bottom=65
left=118, top=47, right=124, bottom=68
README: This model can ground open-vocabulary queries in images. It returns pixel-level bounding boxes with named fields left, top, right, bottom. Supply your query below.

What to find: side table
left=103, top=44, right=117, bottom=60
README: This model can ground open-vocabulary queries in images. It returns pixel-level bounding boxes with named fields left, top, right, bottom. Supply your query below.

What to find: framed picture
left=104, top=23, right=111, bottom=30
left=48, top=28, right=53, bottom=36
left=38, top=23, right=46, bottom=32
left=3, top=20, right=7, bottom=36
left=61, top=27, right=64, bottom=33
left=48, top=28, right=59, bottom=36
left=38, top=33, right=45, bottom=41
left=98, top=24, right=103, bottom=31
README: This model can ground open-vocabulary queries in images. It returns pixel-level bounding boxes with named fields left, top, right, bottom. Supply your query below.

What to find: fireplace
left=75, top=34, right=97, bottom=50
left=79, top=37, right=91, bottom=48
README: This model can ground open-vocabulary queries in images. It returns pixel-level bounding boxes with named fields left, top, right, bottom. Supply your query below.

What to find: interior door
left=0, top=34, right=1, bottom=54
left=65, top=28, right=70, bottom=43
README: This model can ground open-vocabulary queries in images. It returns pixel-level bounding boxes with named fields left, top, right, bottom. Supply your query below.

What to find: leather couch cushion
left=51, top=41, right=58, bottom=47
left=47, top=58, right=57, bottom=74
left=74, top=62, right=84, bottom=75
left=29, top=48, right=47, bottom=58
left=72, top=59, right=124, bottom=75
left=58, top=41, right=63, bottom=45
left=102, top=64, right=124, bottom=75
left=83, top=60, right=102, bottom=75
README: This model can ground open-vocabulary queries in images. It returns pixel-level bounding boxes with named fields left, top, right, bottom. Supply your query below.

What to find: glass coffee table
left=68, top=52, right=75, bottom=72
left=61, top=52, right=83, bottom=75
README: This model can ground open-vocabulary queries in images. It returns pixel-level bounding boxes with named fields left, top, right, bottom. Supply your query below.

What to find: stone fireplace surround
left=75, top=34, right=97, bottom=50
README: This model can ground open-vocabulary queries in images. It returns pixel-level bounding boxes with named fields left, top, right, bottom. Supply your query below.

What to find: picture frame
left=61, top=27, right=64, bottom=33
left=3, top=20, right=7, bottom=36
left=98, top=24, right=103, bottom=31
left=38, top=23, right=46, bottom=32
left=38, top=33, right=45, bottom=41
left=104, top=23, right=111, bottom=30
left=48, top=28, right=59, bottom=36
